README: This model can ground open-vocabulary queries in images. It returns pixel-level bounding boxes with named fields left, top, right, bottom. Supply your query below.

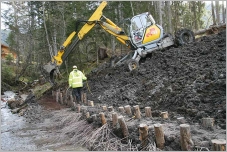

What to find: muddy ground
left=2, top=30, right=226, bottom=151
left=83, top=29, right=226, bottom=150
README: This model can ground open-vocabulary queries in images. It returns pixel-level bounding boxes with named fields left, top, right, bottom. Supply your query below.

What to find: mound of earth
left=86, top=30, right=226, bottom=129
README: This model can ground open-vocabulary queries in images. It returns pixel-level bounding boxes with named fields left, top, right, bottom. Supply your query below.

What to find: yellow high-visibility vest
left=68, top=70, right=87, bottom=88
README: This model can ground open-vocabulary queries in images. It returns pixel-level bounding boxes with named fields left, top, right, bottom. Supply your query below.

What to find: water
left=1, top=91, right=38, bottom=151
left=1, top=91, right=88, bottom=151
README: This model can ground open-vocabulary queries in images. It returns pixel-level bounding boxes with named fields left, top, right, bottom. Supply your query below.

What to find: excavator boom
left=43, top=1, right=195, bottom=85
left=43, top=1, right=108, bottom=85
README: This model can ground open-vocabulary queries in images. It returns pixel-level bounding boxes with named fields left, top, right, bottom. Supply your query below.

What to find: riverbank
left=1, top=91, right=88, bottom=151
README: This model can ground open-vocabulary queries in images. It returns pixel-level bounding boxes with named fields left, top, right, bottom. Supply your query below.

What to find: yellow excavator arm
left=43, top=1, right=132, bottom=85
left=53, top=1, right=108, bottom=66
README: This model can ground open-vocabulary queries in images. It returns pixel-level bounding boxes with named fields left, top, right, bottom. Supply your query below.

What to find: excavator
left=43, top=1, right=195, bottom=85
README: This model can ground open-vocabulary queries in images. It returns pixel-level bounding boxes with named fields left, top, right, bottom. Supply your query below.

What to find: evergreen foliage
left=1, top=1, right=225, bottom=85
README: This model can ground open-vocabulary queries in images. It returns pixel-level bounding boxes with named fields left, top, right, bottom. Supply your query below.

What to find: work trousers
left=72, top=87, right=82, bottom=103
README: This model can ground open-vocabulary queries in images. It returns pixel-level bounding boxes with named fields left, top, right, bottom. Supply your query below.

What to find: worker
left=68, top=65, right=87, bottom=103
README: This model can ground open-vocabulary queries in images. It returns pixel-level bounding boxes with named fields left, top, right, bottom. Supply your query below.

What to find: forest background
left=1, top=1, right=226, bottom=90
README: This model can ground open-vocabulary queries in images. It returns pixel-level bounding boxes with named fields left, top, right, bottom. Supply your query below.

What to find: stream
left=1, top=91, right=88, bottom=151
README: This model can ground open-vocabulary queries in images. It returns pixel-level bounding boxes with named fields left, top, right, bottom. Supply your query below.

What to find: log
left=102, top=106, right=107, bottom=111
left=180, top=124, right=194, bottom=151
left=112, top=112, right=118, bottom=127
left=118, top=106, right=124, bottom=113
left=88, top=100, right=94, bottom=107
left=160, top=111, right=168, bottom=119
left=124, top=105, right=132, bottom=115
left=139, top=124, right=149, bottom=149
left=194, top=23, right=226, bottom=36
left=154, top=124, right=165, bottom=149
left=145, top=107, right=152, bottom=117
left=11, top=104, right=27, bottom=114
left=211, top=139, right=226, bottom=151
left=202, top=117, right=214, bottom=129
left=108, top=106, right=114, bottom=112
left=133, top=105, right=141, bottom=119
left=118, top=116, right=129, bottom=139
left=177, top=117, right=185, bottom=124
left=99, top=112, right=107, bottom=125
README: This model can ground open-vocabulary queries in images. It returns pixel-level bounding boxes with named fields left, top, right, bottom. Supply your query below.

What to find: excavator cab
left=129, top=12, right=163, bottom=48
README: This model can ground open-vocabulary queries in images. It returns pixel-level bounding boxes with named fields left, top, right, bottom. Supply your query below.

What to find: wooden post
left=83, top=93, right=87, bottom=105
left=180, top=124, right=194, bottom=151
left=108, top=106, right=114, bottom=112
left=92, top=114, right=97, bottom=122
left=61, top=91, right=65, bottom=104
left=139, top=124, right=149, bottom=149
left=102, top=106, right=107, bottom=111
left=56, top=91, right=59, bottom=103
left=88, top=100, right=94, bottom=107
left=145, top=107, right=152, bottom=117
left=77, top=104, right=81, bottom=113
left=154, top=124, right=165, bottom=149
left=60, top=93, right=63, bottom=104
left=118, top=106, right=124, bottom=113
left=211, top=139, right=226, bottom=151
left=70, top=95, right=74, bottom=107
left=177, top=117, right=185, bottom=124
left=118, top=116, right=129, bottom=139
left=99, top=112, right=107, bottom=125
left=72, top=102, right=76, bottom=111
left=81, top=106, right=87, bottom=116
left=160, top=111, right=168, bottom=119
left=52, top=91, right=55, bottom=97
left=202, top=117, right=214, bottom=129
left=133, top=105, right=141, bottom=119
left=112, top=112, right=118, bottom=127
left=86, top=112, right=90, bottom=118
left=124, top=105, right=132, bottom=115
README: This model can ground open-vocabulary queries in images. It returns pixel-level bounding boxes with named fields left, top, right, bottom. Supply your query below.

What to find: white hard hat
left=73, top=65, right=77, bottom=69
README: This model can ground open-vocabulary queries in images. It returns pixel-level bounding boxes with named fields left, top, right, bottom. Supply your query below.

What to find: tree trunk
left=211, top=1, right=216, bottom=25
left=222, top=1, right=226, bottom=23
left=193, top=2, right=198, bottom=30
left=215, top=1, right=220, bottom=24
left=158, top=1, right=162, bottom=26
left=43, top=2, right=54, bottom=59
left=166, top=1, right=172, bottom=34
left=130, top=1, right=134, bottom=16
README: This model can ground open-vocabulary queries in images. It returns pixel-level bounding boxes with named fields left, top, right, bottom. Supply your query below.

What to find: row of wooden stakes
left=53, top=90, right=226, bottom=151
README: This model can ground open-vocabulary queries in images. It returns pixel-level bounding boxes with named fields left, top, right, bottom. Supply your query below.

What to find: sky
left=1, top=2, right=9, bottom=30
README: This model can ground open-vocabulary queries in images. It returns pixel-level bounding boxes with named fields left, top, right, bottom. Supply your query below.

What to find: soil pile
left=86, top=30, right=226, bottom=128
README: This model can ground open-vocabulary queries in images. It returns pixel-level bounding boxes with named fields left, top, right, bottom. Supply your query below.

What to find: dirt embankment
left=4, top=30, right=225, bottom=151
left=86, top=30, right=226, bottom=129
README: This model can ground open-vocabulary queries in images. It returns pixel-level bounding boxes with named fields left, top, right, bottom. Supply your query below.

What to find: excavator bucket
left=43, top=62, right=58, bottom=85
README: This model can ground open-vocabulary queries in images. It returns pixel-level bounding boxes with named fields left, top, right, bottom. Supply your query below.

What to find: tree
left=215, top=1, right=220, bottom=24
left=166, top=1, right=172, bottom=33
left=211, top=1, right=216, bottom=25
left=222, top=1, right=226, bottom=23
left=5, top=53, right=14, bottom=64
